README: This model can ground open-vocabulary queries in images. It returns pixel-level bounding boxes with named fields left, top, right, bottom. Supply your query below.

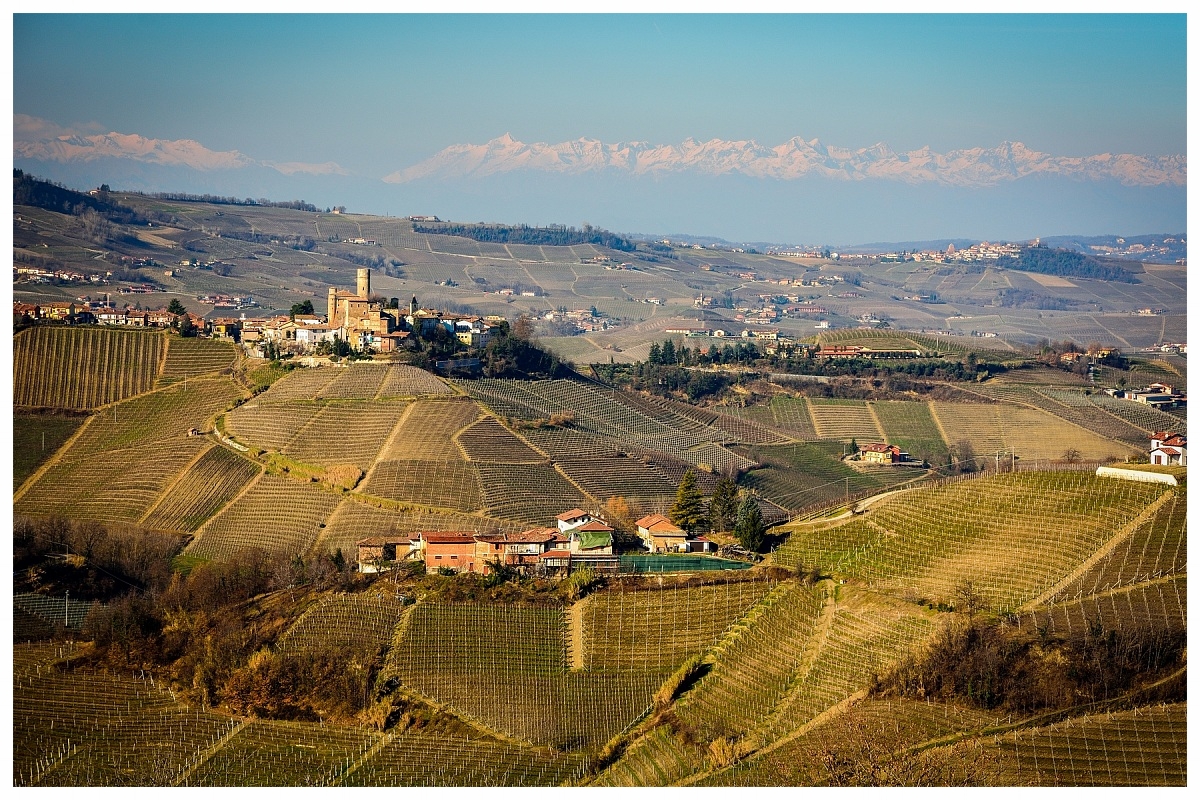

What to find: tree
left=661, top=339, right=677, bottom=365
left=734, top=495, right=766, bottom=552
left=707, top=475, right=739, bottom=533
left=669, top=469, right=707, bottom=533
left=167, top=299, right=187, bottom=315
left=177, top=313, right=197, bottom=338
left=950, top=439, right=977, bottom=474
left=647, top=342, right=662, bottom=365
left=604, top=496, right=634, bottom=530
left=289, top=300, right=314, bottom=319
left=511, top=314, right=536, bottom=341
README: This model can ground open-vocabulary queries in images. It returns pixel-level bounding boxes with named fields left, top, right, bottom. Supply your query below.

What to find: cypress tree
left=734, top=495, right=766, bottom=552
left=708, top=475, right=739, bottom=533
left=669, top=469, right=707, bottom=533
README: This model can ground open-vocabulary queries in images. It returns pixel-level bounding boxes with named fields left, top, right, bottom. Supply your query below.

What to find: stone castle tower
left=356, top=268, right=371, bottom=299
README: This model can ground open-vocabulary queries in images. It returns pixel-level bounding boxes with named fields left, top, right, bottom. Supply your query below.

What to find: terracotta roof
left=861, top=443, right=898, bottom=453
left=482, top=528, right=559, bottom=544
left=576, top=520, right=613, bottom=532
left=635, top=513, right=672, bottom=528
left=356, top=536, right=410, bottom=547
left=556, top=508, right=589, bottom=522
left=420, top=531, right=477, bottom=544
left=1156, top=447, right=1181, bottom=456
left=647, top=521, right=687, bottom=536
left=540, top=549, right=572, bottom=559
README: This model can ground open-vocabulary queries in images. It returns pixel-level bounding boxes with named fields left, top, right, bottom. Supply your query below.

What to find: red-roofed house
left=556, top=508, right=593, bottom=533
left=419, top=531, right=479, bottom=574
left=1149, top=432, right=1187, bottom=466
left=635, top=514, right=689, bottom=553
left=474, top=528, right=564, bottom=574
left=859, top=443, right=908, bottom=464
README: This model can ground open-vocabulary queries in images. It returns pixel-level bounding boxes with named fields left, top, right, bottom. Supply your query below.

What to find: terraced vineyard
left=374, top=398, right=478, bottom=461
left=363, top=460, right=483, bottom=510
left=930, top=400, right=1136, bottom=462
left=579, top=578, right=775, bottom=671
left=159, top=337, right=237, bottom=382
left=772, top=472, right=1167, bottom=611
left=806, top=398, right=884, bottom=442
left=184, top=474, right=342, bottom=561
left=15, top=377, right=244, bottom=523
left=739, top=441, right=919, bottom=512
left=276, top=593, right=408, bottom=656
left=282, top=401, right=409, bottom=470
left=14, top=327, right=164, bottom=409
left=872, top=400, right=948, bottom=462
left=384, top=601, right=664, bottom=749
left=476, top=462, right=590, bottom=524
left=461, top=378, right=752, bottom=473
left=141, top=445, right=262, bottom=532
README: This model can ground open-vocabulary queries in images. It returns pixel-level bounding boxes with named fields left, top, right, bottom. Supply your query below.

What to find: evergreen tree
left=167, top=299, right=187, bottom=315
left=647, top=342, right=662, bottom=365
left=661, top=339, right=677, bottom=365
left=734, top=495, right=766, bottom=552
left=669, top=469, right=707, bottom=533
left=708, top=475, right=739, bottom=533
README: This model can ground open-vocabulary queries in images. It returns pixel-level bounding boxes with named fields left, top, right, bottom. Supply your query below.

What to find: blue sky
left=12, top=13, right=1188, bottom=243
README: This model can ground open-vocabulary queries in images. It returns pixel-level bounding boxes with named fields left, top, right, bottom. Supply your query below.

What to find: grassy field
left=872, top=400, right=948, bottom=464
left=12, top=412, right=87, bottom=490
left=14, top=327, right=164, bottom=409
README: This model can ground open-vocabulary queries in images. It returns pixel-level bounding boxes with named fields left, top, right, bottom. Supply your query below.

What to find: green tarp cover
left=576, top=531, right=612, bottom=550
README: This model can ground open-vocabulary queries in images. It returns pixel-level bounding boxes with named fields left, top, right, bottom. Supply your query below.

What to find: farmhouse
left=1149, top=432, right=1187, bottom=466
left=556, top=508, right=593, bottom=533
left=474, top=528, right=565, bottom=575
left=857, top=443, right=910, bottom=464
left=569, top=520, right=614, bottom=555
left=355, top=536, right=413, bottom=573
left=418, top=531, right=479, bottom=574
left=635, top=513, right=694, bottom=553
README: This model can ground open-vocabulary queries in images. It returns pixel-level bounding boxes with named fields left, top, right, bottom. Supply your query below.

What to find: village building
left=1149, top=432, right=1187, bottom=466
left=635, top=513, right=690, bottom=553
left=355, top=536, right=413, bottom=572
left=417, top=531, right=479, bottom=574
left=857, top=443, right=911, bottom=464
left=556, top=508, right=593, bottom=533
left=474, top=528, right=565, bottom=575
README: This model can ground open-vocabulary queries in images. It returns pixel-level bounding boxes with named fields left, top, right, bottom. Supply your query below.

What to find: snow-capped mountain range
left=386, top=133, right=1185, bottom=188
left=13, top=115, right=345, bottom=176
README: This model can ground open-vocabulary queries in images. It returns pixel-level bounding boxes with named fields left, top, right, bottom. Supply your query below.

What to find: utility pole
left=64, top=590, right=69, bottom=629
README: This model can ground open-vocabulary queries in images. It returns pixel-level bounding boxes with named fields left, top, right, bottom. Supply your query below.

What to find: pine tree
left=669, top=469, right=707, bottom=533
left=734, top=495, right=766, bottom=552
left=647, top=342, right=662, bottom=365
left=661, top=339, right=677, bottom=365
left=708, top=475, right=739, bottom=533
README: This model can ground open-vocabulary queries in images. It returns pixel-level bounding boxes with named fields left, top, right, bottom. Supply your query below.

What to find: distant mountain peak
left=384, top=135, right=1185, bottom=188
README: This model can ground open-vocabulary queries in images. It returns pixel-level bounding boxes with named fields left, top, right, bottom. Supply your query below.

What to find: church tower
left=410, top=295, right=419, bottom=315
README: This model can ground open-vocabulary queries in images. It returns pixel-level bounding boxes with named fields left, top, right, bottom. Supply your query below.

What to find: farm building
left=858, top=443, right=910, bottom=464
left=569, top=521, right=614, bottom=555
left=556, top=508, right=594, bottom=533
left=636, top=514, right=699, bottom=553
left=418, top=531, right=479, bottom=574
left=1149, top=432, right=1187, bottom=466
left=474, top=528, right=566, bottom=575
left=355, top=536, right=413, bottom=573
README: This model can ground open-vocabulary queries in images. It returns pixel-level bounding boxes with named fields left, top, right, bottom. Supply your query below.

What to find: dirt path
left=566, top=597, right=592, bottom=671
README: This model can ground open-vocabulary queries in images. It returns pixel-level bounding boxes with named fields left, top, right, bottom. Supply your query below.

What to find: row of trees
left=411, top=222, right=636, bottom=251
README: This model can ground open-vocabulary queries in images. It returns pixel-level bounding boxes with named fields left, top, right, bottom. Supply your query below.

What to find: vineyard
left=13, top=327, right=164, bottom=409
left=772, top=472, right=1167, bottom=611
left=140, top=445, right=262, bottom=532
left=15, top=377, right=244, bottom=524
left=183, top=474, right=343, bottom=561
